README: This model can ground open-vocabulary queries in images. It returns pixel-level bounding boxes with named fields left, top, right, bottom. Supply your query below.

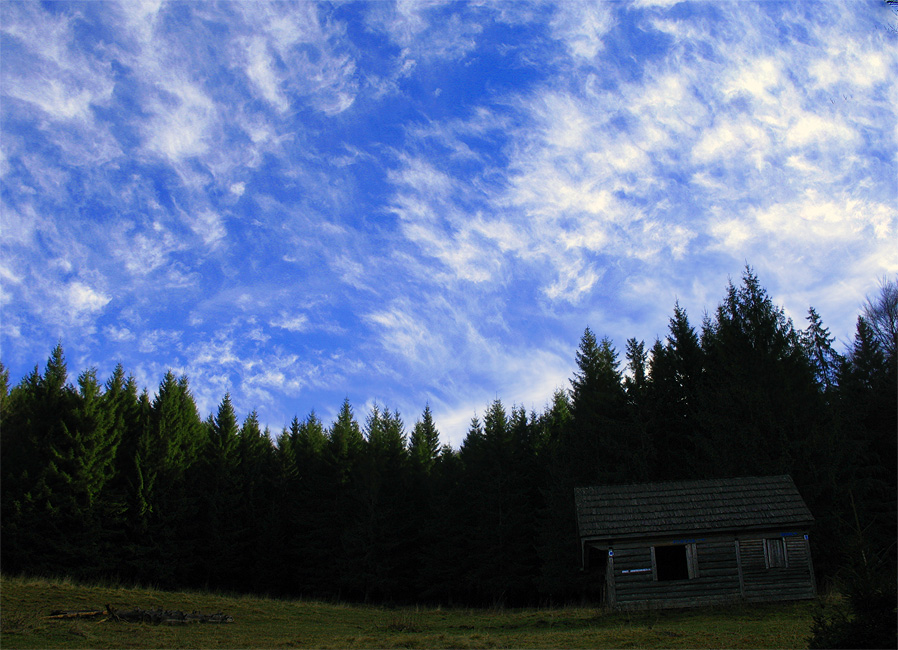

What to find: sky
left=1, top=0, right=896, bottom=447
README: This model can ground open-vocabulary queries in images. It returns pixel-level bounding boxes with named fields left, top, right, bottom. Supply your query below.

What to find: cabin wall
left=738, top=534, right=816, bottom=602
left=610, top=537, right=741, bottom=609
left=606, top=531, right=815, bottom=609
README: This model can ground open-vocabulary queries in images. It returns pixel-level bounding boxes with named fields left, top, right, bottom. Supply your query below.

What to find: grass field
left=1, top=574, right=818, bottom=649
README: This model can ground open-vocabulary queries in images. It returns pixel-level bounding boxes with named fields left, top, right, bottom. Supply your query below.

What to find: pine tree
left=536, top=387, right=593, bottom=603
left=135, top=371, right=206, bottom=587
left=538, top=327, right=628, bottom=605
left=54, top=369, right=120, bottom=575
left=322, top=399, right=364, bottom=598
left=838, top=315, right=897, bottom=568
left=193, top=393, right=242, bottom=590
left=698, top=268, right=817, bottom=478
left=0, top=346, right=98, bottom=576
left=286, top=411, right=334, bottom=597
left=409, top=404, right=441, bottom=474
left=646, top=304, right=704, bottom=480
left=344, top=405, right=413, bottom=601
left=860, top=277, right=897, bottom=362
left=233, top=411, right=277, bottom=592
left=804, top=307, right=842, bottom=394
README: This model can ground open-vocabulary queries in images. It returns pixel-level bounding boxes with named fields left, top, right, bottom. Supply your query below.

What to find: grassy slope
left=0, top=575, right=817, bottom=649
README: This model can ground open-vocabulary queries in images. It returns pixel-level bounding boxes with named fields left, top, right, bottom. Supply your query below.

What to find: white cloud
left=67, top=281, right=110, bottom=314
left=143, top=77, right=216, bottom=162
left=244, top=36, right=289, bottom=112
left=550, top=1, right=614, bottom=62
left=232, top=2, right=359, bottom=115
left=366, top=302, right=436, bottom=363
left=272, top=313, right=309, bottom=332
left=369, top=0, right=483, bottom=63
left=105, top=325, right=136, bottom=342
left=692, top=118, right=770, bottom=166
left=0, top=5, right=114, bottom=123
left=784, top=114, right=857, bottom=149
left=188, top=210, right=227, bottom=248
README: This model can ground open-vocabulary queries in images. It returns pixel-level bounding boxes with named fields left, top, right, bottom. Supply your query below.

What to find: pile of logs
left=48, top=605, right=233, bottom=625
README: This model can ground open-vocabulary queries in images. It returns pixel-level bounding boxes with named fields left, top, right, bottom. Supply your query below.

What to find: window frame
left=651, top=542, right=699, bottom=581
left=763, top=537, right=788, bottom=569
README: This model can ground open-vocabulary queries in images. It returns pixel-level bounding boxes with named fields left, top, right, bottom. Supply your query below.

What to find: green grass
left=1, top=574, right=818, bottom=649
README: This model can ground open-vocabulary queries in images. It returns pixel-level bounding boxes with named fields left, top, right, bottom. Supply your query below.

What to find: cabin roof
left=575, top=474, right=814, bottom=542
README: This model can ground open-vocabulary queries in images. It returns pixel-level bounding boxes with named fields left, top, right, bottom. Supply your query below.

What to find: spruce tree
left=646, top=304, right=704, bottom=480
left=233, top=412, right=277, bottom=591
left=137, top=371, right=206, bottom=587
left=698, top=268, right=818, bottom=478
left=409, top=404, right=441, bottom=474
left=0, top=346, right=86, bottom=576
left=804, top=307, right=842, bottom=394
left=194, top=393, right=242, bottom=590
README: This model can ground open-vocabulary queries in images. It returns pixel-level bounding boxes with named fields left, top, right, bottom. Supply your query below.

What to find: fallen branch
left=47, top=609, right=106, bottom=620
left=48, top=605, right=233, bottom=625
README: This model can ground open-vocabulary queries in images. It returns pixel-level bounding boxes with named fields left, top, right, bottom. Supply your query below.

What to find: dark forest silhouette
left=2, top=268, right=895, bottom=611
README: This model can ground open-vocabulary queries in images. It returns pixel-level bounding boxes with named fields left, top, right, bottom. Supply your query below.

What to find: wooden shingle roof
left=575, top=474, right=814, bottom=542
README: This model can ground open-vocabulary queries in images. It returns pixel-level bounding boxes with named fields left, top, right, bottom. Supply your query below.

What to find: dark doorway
left=585, top=545, right=608, bottom=603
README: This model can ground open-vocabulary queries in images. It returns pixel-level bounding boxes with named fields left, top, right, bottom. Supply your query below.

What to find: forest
left=1, top=268, right=895, bottom=609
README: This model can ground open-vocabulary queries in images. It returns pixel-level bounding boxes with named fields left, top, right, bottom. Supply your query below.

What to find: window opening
left=653, top=544, right=698, bottom=581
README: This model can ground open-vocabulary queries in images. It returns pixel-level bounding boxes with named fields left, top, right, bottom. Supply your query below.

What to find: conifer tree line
left=2, top=268, right=895, bottom=606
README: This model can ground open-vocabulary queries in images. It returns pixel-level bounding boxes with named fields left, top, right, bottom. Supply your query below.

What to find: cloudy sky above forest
left=2, top=0, right=896, bottom=445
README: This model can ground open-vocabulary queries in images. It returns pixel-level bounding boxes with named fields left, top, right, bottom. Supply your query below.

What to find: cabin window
left=764, top=538, right=788, bottom=568
left=652, top=543, right=698, bottom=581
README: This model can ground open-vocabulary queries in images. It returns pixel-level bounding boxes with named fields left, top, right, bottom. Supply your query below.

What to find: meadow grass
left=1, top=574, right=817, bottom=649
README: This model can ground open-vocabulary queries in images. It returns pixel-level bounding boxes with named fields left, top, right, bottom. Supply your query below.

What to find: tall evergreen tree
left=135, top=371, right=206, bottom=587
left=409, top=404, right=441, bottom=474
left=804, top=307, right=842, bottom=394
left=52, top=369, right=120, bottom=575
left=861, top=277, right=897, bottom=361
left=537, top=328, right=627, bottom=604
left=233, top=411, right=277, bottom=591
left=322, top=399, right=364, bottom=598
left=345, top=405, right=413, bottom=601
left=193, top=393, right=242, bottom=590
left=838, top=314, right=897, bottom=569
left=0, top=346, right=80, bottom=576
left=698, top=268, right=818, bottom=478
left=286, top=411, right=335, bottom=597
left=646, top=304, right=704, bottom=480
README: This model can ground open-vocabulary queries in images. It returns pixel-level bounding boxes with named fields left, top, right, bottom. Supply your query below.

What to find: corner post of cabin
left=804, top=533, right=817, bottom=596
left=606, top=548, right=616, bottom=607
left=734, top=538, right=746, bottom=599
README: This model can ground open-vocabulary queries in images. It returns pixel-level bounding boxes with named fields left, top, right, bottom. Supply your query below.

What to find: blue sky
left=2, top=0, right=896, bottom=446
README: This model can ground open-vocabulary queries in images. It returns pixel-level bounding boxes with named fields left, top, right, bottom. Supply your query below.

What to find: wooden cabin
left=574, top=475, right=816, bottom=609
